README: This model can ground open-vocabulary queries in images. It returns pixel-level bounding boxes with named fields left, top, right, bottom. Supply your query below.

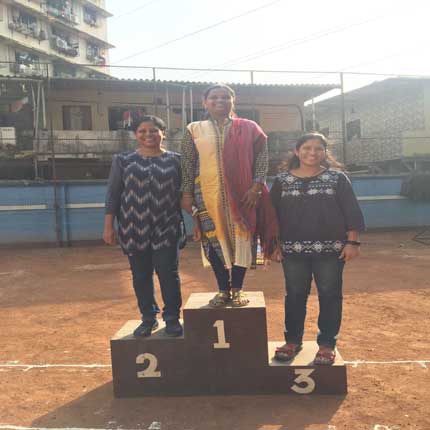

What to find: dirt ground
left=0, top=230, right=429, bottom=430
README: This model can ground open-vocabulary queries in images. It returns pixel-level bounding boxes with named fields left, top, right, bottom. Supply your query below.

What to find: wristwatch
left=345, top=240, right=361, bottom=246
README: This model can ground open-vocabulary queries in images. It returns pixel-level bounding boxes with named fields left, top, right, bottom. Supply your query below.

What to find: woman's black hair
left=203, top=84, right=236, bottom=100
left=282, top=132, right=344, bottom=171
left=131, top=115, right=167, bottom=133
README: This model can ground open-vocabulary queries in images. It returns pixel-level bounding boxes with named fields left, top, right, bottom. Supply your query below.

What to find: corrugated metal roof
left=49, top=76, right=338, bottom=88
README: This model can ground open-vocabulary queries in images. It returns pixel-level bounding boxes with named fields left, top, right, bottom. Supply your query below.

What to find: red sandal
left=314, top=346, right=336, bottom=365
left=274, top=343, right=302, bottom=362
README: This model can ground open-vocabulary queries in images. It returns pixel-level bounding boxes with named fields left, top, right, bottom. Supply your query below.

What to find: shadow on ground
left=32, top=381, right=345, bottom=430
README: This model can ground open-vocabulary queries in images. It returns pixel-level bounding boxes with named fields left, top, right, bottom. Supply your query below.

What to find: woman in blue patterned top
left=103, top=115, right=183, bottom=337
left=270, top=132, right=365, bottom=364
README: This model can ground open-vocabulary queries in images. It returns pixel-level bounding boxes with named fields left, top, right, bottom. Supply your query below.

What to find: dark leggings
left=207, top=244, right=247, bottom=291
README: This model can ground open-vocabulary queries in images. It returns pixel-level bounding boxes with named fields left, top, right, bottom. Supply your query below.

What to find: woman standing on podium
left=270, top=132, right=365, bottom=365
left=181, top=84, right=278, bottom=307
left=103, top=115, right=183, bottom=338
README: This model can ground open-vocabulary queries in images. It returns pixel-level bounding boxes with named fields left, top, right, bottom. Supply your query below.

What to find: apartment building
left=0, top=0, right=113, bottom=78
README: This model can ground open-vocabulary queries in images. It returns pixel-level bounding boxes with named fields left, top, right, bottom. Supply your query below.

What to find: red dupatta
left=223, top=118, right=279, bottom=258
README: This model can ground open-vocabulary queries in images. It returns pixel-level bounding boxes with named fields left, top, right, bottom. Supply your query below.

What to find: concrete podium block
left=111, top=320, right=188, bottom=397
left=264, top=342, right=347, bottom=395
left=183, top=291, right=268, bottom=371
left=110, top=292, right=348, bottom=396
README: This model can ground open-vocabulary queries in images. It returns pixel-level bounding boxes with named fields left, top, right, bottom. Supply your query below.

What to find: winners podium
left=111, top=292, right=347, bottom=397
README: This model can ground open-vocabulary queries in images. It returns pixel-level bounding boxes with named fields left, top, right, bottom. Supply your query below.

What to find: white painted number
left=136, top=353, right=161, bottom=378
left=213, top=320, right=230, bottom=349
left=291, top=368, right=315, bottom=394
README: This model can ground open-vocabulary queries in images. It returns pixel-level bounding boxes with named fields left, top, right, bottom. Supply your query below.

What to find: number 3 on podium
left=291, top=369, right=315, bottom=394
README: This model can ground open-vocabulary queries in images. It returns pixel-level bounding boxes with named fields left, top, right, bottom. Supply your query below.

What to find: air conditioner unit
left=0, top=127, right=17, bottom=147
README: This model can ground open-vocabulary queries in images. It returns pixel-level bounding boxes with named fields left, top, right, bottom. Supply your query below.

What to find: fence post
left=340, top=72, right=347, bottom=164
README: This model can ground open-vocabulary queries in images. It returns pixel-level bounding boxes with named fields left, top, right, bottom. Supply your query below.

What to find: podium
left=111, top=292, right=347, bottom=397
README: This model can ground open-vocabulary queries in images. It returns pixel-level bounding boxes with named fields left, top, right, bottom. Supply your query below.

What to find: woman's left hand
left=242, top=184, right=262, bottom=209
left=339, top=244, right=360, bottom=262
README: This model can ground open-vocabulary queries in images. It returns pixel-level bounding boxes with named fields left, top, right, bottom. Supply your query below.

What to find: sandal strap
left=316, top=350, right=336, bottom=359
left=276, top=344, right=299, bottom=353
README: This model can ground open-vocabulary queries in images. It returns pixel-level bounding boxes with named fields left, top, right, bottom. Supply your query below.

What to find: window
left=83, top=7, right=97, bottom=26
left=108, top=106, right=146, bottom=130
left=62, top=106, right=92, bottom=130
left=46, top=0, right=77, bottom=24
left=51, top=26, right=79, bottom=57
left=9, top=9, right=40, bottom=38
left=86, top=43, right=106, bottom=65
left=235, top=109, right=260, bottom=123
left=11, top=51, right=41, bottom=76
left=346, top=119, right=361, bottom=141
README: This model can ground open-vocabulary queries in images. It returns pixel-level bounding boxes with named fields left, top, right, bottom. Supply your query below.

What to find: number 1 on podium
left=213, top=320, right=230, bottom=349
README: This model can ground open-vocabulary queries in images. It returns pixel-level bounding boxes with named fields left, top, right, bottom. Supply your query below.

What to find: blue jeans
left=128, top=246, right=182, bottom=323
left=282, top=253, right=345, bottom=348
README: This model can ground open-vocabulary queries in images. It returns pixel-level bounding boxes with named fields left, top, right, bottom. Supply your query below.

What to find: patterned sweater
left=105, top=151, right=182, bottom=254
left=270, top=169, right=365, bottom=254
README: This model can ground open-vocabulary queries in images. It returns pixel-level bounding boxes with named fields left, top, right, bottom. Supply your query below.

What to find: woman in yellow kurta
left=181, top=84, right=278, bottom=307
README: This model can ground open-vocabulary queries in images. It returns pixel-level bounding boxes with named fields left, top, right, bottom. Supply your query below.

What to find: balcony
left=10, top=53, right=44, bottom=77
left=45, top=1, right=78, bottom=25
left=51, top=28, right=79, bottom=57
left=86, top=44, right=106, bottom=65
left=83, top=7, right=98, bottom=27
left=8, top=9, right=47, bottom=41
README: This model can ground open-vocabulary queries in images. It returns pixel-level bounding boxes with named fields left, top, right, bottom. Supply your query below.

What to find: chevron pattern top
left=105, top=150, right=182, bottom=254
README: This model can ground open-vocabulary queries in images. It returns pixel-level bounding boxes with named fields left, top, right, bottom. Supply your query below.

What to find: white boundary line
left=345, top=360, right=429, bottom=368
left=0, top=364, right=110, bottom=372
left=0, top=360, right=429, bottom=371
left=0, top=426, right=140, bottom=430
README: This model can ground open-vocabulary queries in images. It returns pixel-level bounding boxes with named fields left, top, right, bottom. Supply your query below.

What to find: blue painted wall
left=0, top=176, right=429, bottom=245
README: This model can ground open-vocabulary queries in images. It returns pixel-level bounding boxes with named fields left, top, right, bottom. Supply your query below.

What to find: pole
left=152, top=67, right=158, bottom=115
left=340, top=72, right=347, bottom=164
left=165, top=86, right=171, bottom=131
left=311, top=98, right=316, bottom=131
left=189, top=86, right=193, bottom=122
left=181, top=86, right=186, bottom=135
left=33, top=81, right=41, bottom=179
left=46, top=66, right=62, bottom=246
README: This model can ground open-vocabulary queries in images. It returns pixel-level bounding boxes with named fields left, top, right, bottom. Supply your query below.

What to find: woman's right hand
left=103, top=226, right=117, bottom=245
left=193, top=219, right=202, bottom=241
left=181, top=193, right=193, bottom=214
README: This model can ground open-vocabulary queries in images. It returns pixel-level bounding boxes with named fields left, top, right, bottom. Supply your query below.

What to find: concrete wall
left=315, top=81, right=430, bottom=164
left=1, top=175, right=429, bottom=246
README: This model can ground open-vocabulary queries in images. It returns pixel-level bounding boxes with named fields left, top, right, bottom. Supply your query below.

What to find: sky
left=105, top=0, right=430, bottom=91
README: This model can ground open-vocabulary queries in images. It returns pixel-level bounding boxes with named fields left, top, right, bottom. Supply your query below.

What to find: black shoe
left=133, top=320, right=159, bottom=337
left=165, top=320, right=183, bottom=337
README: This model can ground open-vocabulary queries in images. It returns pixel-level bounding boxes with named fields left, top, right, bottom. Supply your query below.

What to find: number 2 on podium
left=136, top=353, right=161, bottom=378
left=213, top=320, right=230, bottom=349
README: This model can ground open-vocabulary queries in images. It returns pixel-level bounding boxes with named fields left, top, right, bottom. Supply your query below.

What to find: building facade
left=0, top=0, right=112, bottom=78
left=310, top=78, right=430, bottom=171
left=41, top=78, right=334, bottom=165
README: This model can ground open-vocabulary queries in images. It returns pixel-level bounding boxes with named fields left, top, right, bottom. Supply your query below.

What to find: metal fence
left=2, top=64, right=430, bottom=181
